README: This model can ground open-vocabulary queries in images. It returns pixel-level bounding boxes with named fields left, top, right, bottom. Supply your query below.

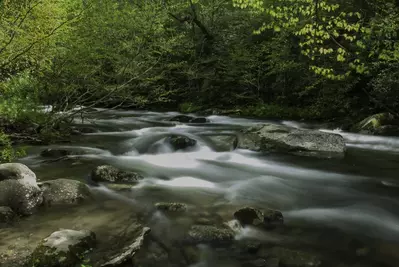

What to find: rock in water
left=238, top=124, right=345, bottom=157
left=39, top=179, right=92, bottom=206
left=91, top=165, right=143, bottom=183
left=0, top=163, right=42, bottom=215
left=40, top=149, right=74, bottom=158
left=102, top=227, right=150, bottom=267
left=155, top=202, right=188, bottom=212
left=258, top=246, right=322, bottom=267
left=165, top=136, right=197, bottom=151
left=185, top=225, right=235, bottom=245
left=207, top=135, right=238, bottom=151
left=234, top=207, right=283, bottom=229
left=0, top=206, right=17, bottom=224
left=29, top=229, right=96, bottom=267
left=351, top=113, right=399, bottom=136
left=169, top=115, right=208, bottom=123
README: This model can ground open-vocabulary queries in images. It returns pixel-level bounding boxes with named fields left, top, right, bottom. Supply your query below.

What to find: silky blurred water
left=3, top=109, right=399, bottom=267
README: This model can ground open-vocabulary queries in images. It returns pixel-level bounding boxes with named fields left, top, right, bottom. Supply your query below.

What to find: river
left=2, top=109, right=399, bottom=267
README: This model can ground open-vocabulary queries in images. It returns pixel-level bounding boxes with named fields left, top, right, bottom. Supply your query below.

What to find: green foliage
left=0, top=131, right=25, bottom=162
left=0, top=0, right=398, bottom=134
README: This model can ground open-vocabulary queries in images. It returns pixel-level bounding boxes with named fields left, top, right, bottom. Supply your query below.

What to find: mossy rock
left=91, top=165, right=143, bottom=184
left=351, top=113, right=399, bottom=135
left=39, top=179, right=92, bottom=207
left=155, top=202, right=187, bottom=212
left=0, top=206, right=17, bottom=224
left=28, top=229, right=96, bottom=267
left=185, top=225, right=235, bottom=246
left=234, top=206, right=283, bottom=229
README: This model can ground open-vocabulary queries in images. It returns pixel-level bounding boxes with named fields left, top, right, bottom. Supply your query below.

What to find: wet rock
left=191, top=117, right=208, bottom=123
left=102, top=227, right=150, bottom=267
left=258, top=247, right=321, bottom=267
left=234, top=207, right=283, bottom=229
left=351, top=113, right=399, bottom=135
left=0, top=163, right=43, bottom=215
left=91, top=165, right=143, bottom=183
left=155, top=202, right=187, bottom=212
left=207, top=135, right=238, bottom=151
left=185, top=225, right=235, bottom=245
left=165, top=136, right=197, bottom=151
left=0, top=206, right=17, bottom=224
left=28, top=229, right=96, bottom=267
left=238, top=124, right=346, bottom=157
left=39, top=179, right=92, bottom=207
left=169, top=115, right=208, bottom=123
left=40, top=149, right=75, bottom=158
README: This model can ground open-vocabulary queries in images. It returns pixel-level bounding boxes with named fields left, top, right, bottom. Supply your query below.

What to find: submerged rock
left=102, top=227, right=150, bottom=267
left=0, top=206, right=17, bottom=224
left=170, top=115, right=208, bottom=123
left=155, top=202, right=188, bottom=212
left=258, top=246, right=322, bottom=267
left=39, top=179, right=92, bottom=206
left=185, top=225, right=235, bottom=245
left=207, top=135, right=238, bottom=151
left=40, top=149, right=74, bottom=158
left=234, top=207, right=283, bottom=229
left=0, top=163, right=42, bottom=215
left=238, top=124, right=346, bottom=157
left=29, top=229, right=96, bottom=267
left=165, top=136, right=197, bottom=151
left=91, top=165, right=143, bottom=183
left=351, top=113, right=399, bottom=136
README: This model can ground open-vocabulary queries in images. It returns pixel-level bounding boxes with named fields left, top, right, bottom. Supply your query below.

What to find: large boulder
left=39, top=179, right=92, bottom=207
left=91, top=165, right=143, bottom=183
left=351, top=113, right=399, bottom=136
left=28, top=229, right=96, bottom=267
left=234, top=207, right=283, bottom=229
left=238, top=124, right=346, bottom=157
left=0, top=163, right=42, bottom=215
left=165, top=136, right=197, bottom=151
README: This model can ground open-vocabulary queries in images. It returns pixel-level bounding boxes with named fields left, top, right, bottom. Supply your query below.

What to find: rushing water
left=2, top=109, right=399, bottom=267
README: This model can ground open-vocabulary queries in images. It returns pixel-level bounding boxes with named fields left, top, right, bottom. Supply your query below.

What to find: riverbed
left=2, top=109, right=399, bottom=267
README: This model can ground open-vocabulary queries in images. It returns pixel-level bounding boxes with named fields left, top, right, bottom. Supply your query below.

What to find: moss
left=179, top=102, right=203, bottom=113
left=27, top=231, right=95, bottom=267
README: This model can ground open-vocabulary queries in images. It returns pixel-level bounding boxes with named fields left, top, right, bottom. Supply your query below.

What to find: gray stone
left=0, top=163, right=42, bottom=215
left=165, top=136, right=197, bottom=151
left=258, top=246, right=321, bottom=267
left=102, top=227, right=150, bottom=267
left=40, top=179, right=92, bottom=206
left=91, top=165, right=143, bottom=183
left=234, top=207, right=283, bottom=229
left=207, top=135, right=238, bottom=151
left=28, top=229, right=96, bottom=267
left=238, top=124, right=346, bottom=157
left=0, top=206, right=17, bottom=224
left=169, top=115, right=208, bottom=123
left=185, top=225, right=235, bottom=245
left=155, top=202, right=187, bottom=212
